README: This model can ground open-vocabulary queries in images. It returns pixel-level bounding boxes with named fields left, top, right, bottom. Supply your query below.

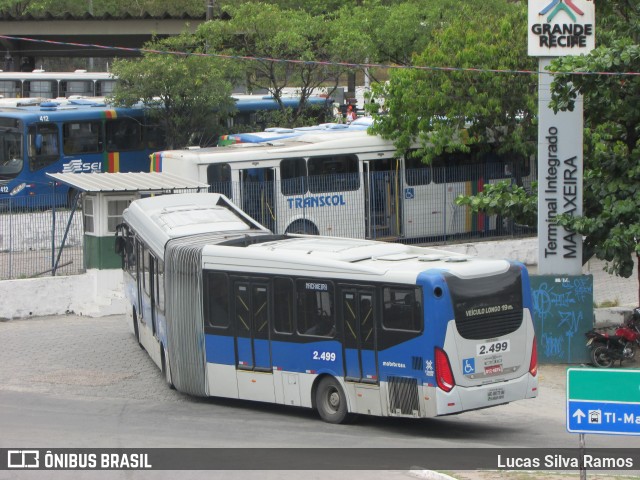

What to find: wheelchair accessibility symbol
left=404, top=187, right=415, bottom=200
left=463, top=358, right=475, bottom=375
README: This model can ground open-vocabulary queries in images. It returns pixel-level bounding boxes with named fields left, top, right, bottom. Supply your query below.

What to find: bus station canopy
left=46, top=172, right=209, bottom=193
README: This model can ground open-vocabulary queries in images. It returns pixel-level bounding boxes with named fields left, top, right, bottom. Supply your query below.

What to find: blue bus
left=226, top=94, right=332, bottom=130
left=0, top=98, right=164, bottom=204
left=116, top=192, right=538, bottom=424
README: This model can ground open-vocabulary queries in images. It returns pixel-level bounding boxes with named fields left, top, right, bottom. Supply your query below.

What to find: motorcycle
left=585, top=307, right=640, bottom=368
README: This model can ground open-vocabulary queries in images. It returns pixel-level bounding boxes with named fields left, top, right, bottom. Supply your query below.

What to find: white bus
left=116, top=192, right=538, bottom=423
left=152, top=130, right=533, bottom=242
left=0, top=71, right=117, bottom=98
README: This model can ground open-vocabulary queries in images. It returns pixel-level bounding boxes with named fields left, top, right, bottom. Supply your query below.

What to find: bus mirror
left=114, top=236, right=125, bottom=255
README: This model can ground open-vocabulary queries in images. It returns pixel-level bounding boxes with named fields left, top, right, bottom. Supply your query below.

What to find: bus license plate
left=476, top=339, right=510, bottom=356
left=488, top=387, right=505, bottom=402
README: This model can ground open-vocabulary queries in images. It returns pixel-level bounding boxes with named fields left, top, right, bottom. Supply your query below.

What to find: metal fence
left=0, top=166, right=537, bottom=281
left=0, top=194, right=84, bottom=280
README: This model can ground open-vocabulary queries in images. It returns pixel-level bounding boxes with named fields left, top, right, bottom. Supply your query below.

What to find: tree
left=366, top=1, right=537, bottom=163
left=456, top=1, right=640, bottom=303
left=547, top=4, right=640, bottom=300
left=109, top=33, right=242, bottom=149
left=198, top=2, right=343, bottom=121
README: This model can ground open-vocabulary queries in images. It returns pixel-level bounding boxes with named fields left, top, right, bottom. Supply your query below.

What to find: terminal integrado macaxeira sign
left=529, top=0, right=595, bottom=276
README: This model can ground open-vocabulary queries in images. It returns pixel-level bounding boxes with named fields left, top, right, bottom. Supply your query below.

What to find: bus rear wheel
left=316, top=377, right=350, bottom=424
left=285, top=220, right=318, bottom=235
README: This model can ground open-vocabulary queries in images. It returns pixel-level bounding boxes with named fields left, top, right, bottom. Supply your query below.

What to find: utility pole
left=206, top=0, right=215, bottom=21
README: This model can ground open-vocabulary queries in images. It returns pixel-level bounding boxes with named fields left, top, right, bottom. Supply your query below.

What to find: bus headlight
left=10, top=183, right=26, bottom=196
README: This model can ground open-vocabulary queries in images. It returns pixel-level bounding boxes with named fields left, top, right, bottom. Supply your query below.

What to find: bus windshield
left=0, top=128, right=23, bottom=179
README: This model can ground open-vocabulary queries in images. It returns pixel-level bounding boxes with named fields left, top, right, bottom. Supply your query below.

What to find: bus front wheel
left=315, top=377, right=350, bottom=424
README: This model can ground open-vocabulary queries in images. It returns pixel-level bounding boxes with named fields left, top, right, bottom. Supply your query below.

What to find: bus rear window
left=446, top=265, right=523, bottom=340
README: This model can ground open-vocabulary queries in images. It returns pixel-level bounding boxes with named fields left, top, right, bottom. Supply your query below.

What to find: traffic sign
left=567, top=368, right=640, bottom=435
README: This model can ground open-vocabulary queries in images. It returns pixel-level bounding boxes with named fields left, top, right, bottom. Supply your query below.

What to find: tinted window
left=280, top=158, right=307, bottom=196
left=207, top=163, right=232, bottom=198
left=405, top=153, right=431, bottom=186
left=307, top=155, right=359, bottom=193
left=296, top=279, right=335, bottom=337
left=273, top=277, right=294, bottom=334
left=28, top=123, right=59, bottom=171
left=203, top=272, right=230, bottom=329
left=106, top=118, right=142, bottom=151
left=382, top=287, right=422, bottom=332
left=63, top=121, right=103, bottom=155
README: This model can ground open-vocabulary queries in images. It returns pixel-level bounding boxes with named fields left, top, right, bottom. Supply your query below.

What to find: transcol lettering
left=287, top=195, right=346, bottom=209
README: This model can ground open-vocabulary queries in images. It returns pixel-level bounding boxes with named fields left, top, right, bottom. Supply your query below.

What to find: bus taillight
left=529, top=336, right=538, bottom=377
left=435, top=347, right=455, bottom=392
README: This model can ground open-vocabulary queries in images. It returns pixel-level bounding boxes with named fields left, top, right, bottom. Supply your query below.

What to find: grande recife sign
left=528, top=0, right=595, bottom=57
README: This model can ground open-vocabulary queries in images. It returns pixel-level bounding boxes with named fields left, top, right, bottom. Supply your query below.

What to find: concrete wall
left=0, top=269, right=126, bottom=320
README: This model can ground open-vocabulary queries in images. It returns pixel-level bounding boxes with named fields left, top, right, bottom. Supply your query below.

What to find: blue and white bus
left=0, top=98, right=164, bottom=204
left=116, top=192, right=538, bottom=423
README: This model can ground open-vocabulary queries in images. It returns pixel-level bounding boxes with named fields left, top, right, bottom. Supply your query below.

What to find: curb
left=407, top=469, right=460, bottom=480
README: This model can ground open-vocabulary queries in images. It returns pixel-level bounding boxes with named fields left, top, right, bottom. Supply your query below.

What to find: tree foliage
left=109, top=33, right=241, bottom=149
left=366, top=1, right=537, bottom=163
left=198, top=2, right=342, bottom=121
left=452, top=1, right=640, bottom=299
left=548, top=5, right=640, bottom=286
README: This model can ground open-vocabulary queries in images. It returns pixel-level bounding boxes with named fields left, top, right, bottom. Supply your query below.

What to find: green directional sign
left=567, top=368, right=640, bottom=435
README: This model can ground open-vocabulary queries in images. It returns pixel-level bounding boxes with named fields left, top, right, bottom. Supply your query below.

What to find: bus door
left=364, top=159, right=403, bottom=240
left=240, top=167, right=275, bottom=231
left=341, top=288, right=378, bottom=383
left=233, top=280, right=272, bottom=372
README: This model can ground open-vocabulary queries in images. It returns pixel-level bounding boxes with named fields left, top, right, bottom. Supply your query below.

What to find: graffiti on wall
left=530, top=275, right=593, bottom=364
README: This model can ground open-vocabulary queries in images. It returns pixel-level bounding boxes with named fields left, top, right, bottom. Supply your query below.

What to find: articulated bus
left=0, top=71, right=117, bottom=98
left=116, top=192, right=538, bottom=423
left=152, top=130, right=534, bottom=242
left=0, top=98, right=164, bottom=204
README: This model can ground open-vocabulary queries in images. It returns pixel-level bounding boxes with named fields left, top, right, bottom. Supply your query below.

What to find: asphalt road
left=1, top=314, right=639, bottom=480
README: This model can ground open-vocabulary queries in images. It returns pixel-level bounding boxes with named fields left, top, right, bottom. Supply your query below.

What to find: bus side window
left=207, top=163, right=232, bottom=199
left=106, top=118, right=142, bottom=152
left=203, top=271, right=230, bottom=330
left=405, top=152, right=431, bottom=186
left=63, top=121, right=103, bottom=155
left=280, top=158, right=307, bottom=196
left=273, top=277, right=294, bottom=334
left=382, top=287, right=423, bottom=332
left=307, top=155, right=359, bottom=193
left=296, top=280, right=335, bottom=337
left=28, top=123, right=59, bottom=171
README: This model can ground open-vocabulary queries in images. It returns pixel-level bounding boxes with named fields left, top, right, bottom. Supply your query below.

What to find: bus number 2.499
left=313, top=351, right=336, bottom=362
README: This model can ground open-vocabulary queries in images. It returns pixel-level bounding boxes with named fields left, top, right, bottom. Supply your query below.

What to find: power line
left=1, top=34, right=639, bottom=77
